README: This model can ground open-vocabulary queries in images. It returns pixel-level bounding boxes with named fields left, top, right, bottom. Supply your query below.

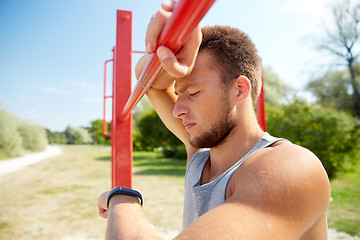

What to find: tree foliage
left=134, top=109, right=185, bottom=157
left=18, top=122, right=47, bottom=151
left=306, top=68, right=358, bottom=114
left=46, top=129, right=67, bottom=144
left=64, top=126, right=92, bottom=145
left=0, top=110, right=23, bottom=157
left=133, top=96, right=153, bottom=131
left=263, top=66, right=295, bottom=107
left=0, top=109, right=48, bottom=158
left=88, top=119, right=110, bottom=145
left=267, top=101, right=360, bottom=179
left=317, top=0, right=360, bottom=116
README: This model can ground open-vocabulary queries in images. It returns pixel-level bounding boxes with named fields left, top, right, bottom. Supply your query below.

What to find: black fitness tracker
left=107, top=187, right=143, bottom=209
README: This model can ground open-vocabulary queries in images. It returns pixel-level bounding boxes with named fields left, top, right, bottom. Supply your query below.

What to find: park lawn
left=0, top=146, right=185, bottom=240
left=327, top=161, right=360, bottom=236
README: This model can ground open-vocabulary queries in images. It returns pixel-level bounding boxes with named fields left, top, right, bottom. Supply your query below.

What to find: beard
left=189, top=97, right=237, bottom=148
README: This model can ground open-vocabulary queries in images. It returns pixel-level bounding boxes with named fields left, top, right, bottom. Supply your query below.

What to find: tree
left=135, top=109, right=184, bottom=156
left=306, top=68, right=358, bottom=113
left=47, top=130, right=67, bottom=144
left=64, top=126, right=92, bottom=145
left=0, top=109, right=48, bottom=157
left=133, top=96, right=153, bottom=131
left=88, top=119, right=110, bottom=145
left=0, top=110, right=23, bottom=157
left=263, top=66, right=295, bottom=107
left=267, top=101, right=360, bottom=179
left=18, top=122, right=47, bottom=151
left=318, top=0, right=360, bottom=116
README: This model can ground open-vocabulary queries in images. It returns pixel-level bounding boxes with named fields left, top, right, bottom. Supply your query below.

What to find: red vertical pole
left=256, top=67, right=267, bottom=132
left=112, top=10, right=133, bottom=188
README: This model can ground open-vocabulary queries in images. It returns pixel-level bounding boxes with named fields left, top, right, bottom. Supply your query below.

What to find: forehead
left=174, top=51, right=221, bottom=91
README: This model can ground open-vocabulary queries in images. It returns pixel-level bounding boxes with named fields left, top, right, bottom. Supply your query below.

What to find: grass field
left=327, top=161, right=360, bottom=236
left=0, top=146, right=185, bottom=240
left=0, top=145, right=359, bottom=239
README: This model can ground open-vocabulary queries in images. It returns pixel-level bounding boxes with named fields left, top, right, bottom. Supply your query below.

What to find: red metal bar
left=103, top=54, right=114, bottom=138
left=110, top=46, right=116, bottom=187
left=119, top=0, right=216, bottom=121
left=111, top=10, right=133, bottom=188
left=256, top=67, right=267, bottom=132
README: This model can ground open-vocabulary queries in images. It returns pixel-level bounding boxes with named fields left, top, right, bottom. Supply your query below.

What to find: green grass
left=95, top=151, right=187, bottom=178
left=328, top=161, right=360, bottom=236
left=0, top=222, right=9, bottom=230
left=133, top=151, right=186, bottom=177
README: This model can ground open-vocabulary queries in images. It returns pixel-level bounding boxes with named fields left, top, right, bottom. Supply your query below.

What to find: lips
left=183, top=121, right=196, bottom=131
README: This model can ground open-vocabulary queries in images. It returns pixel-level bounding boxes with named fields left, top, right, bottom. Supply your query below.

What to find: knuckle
left=155, top=9, right=169, bottom=21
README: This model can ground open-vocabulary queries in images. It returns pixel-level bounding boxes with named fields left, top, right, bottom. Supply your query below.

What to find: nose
left=173, top=98, right=188, bottom=119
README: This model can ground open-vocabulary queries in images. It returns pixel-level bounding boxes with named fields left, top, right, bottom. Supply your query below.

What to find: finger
left=145, top=9, right=171, bottom=54
left=98, top=208, right=108, bottom=219
left=175, top=24, right=202, bottom=71
left=161, top=0, right=177, bottom=11
left=157, top=46, right=189, bottom=78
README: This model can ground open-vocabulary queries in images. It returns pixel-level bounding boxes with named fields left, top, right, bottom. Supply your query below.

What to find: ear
left=233, top=75, right=251, bottom=102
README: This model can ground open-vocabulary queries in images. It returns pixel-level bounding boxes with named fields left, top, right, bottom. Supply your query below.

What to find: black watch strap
left=107, top=187, right=143, bottom=209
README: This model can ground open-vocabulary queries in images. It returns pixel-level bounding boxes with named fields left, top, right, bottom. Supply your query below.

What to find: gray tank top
left=183, top=132, right=285, bottom=228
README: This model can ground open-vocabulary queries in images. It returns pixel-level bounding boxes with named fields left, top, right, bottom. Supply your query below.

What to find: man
left=98, top=1, right=331, bottom=239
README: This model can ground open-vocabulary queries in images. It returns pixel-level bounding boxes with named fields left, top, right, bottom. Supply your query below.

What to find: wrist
left=108, top=195, right=141, bottom=209
left=107, top=187, right=143, bottom=209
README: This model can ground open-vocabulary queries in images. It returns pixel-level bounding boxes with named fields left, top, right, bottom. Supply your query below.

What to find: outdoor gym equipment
left=103, top=0, right=266, bottom=188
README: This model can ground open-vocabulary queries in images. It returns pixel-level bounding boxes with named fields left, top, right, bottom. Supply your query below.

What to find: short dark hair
left=199, top=26, right=262, bottom=106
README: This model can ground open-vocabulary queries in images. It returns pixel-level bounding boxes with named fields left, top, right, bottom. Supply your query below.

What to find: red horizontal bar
left=132, top=50, right=145, bottom=54
left=119, top=0, right=216, bottom=121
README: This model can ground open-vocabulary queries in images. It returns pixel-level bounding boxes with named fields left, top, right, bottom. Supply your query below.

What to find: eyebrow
left=174, top=82, right=202, bottom=95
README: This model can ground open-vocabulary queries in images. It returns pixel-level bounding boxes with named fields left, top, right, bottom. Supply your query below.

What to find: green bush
left=47, top=130, right=67, bottom=144
left=18, top=122, right=48, bottom=151
left=133, top=130, right=143, bottom=151
left=0, top=110, right=23, bottom=157
left=267, top=101, right=360, bottom=179
left=64, top=126, right=92, bottom=145
left=135, top=109, right=184, bottom=157
left=162, top=144, right=187, bottom=159
left=0, top=109, right=50, bottom=158
left=88, top=119, right=110, bottom=145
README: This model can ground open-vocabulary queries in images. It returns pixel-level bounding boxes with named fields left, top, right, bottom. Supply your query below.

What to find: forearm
left=106, top=195, right=161, bottom=240
left=146, top=87, right=189, bottom=145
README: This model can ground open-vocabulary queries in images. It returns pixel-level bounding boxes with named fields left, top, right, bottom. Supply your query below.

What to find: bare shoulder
left=229, top=140, right=331, bottom=230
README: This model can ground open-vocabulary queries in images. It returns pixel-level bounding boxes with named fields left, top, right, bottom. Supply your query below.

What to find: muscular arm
left=100, top=143, right=331, bottom=240
left=176, top=143, right=331, bottom=239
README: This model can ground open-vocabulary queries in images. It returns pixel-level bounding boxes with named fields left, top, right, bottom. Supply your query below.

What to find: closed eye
left=189, top=91, right=200, bottom=97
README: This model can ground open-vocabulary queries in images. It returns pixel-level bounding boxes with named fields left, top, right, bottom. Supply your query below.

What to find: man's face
left=173, top=51, right=236, bottom=148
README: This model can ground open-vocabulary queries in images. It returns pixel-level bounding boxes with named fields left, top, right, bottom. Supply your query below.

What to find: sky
left=0, top=0, right=335, bottom=132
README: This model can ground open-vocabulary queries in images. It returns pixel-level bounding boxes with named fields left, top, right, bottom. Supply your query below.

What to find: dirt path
left=0, top=145, right=62, bottom=178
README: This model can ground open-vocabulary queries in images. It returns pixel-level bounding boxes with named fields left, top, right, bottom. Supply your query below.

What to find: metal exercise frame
left=103, top=0, right=266, bottom=188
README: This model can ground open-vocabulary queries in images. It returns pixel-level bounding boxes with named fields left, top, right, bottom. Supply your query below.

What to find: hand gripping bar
left=119, top=0, right=216, bottom=121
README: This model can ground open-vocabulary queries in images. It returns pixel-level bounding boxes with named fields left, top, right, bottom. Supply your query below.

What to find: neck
left=208, top=105, right=264, bottom=178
